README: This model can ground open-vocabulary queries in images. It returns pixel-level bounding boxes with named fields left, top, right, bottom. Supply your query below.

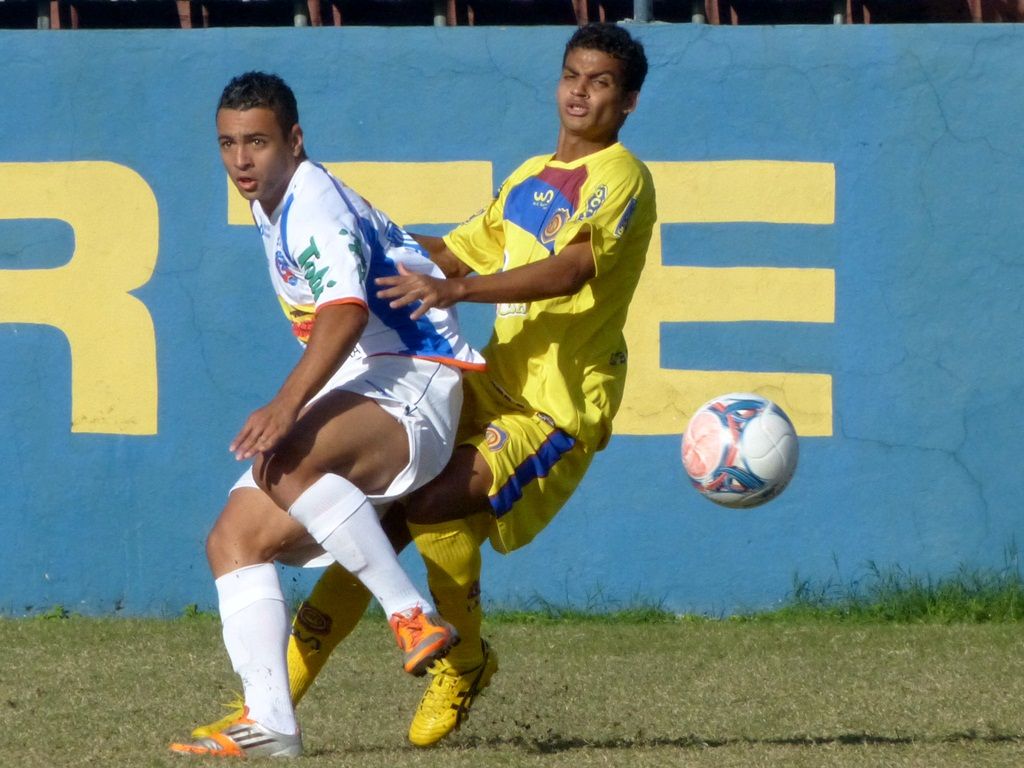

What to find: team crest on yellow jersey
left=485, top=424, right=509, bottom=452
left=541, top=207, right=570, bottom=245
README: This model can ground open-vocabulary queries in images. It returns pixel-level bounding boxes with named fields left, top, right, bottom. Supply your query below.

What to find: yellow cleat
left=408, top=640, right=498, bottom=747
left=189, top=694, right=245, bottom=739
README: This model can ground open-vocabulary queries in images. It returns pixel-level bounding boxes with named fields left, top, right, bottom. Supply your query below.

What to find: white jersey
left=251, top=160, right=484, bottom=370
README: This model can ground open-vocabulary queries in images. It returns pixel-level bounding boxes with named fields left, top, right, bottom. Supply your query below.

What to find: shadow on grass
left=309, top=730, right=1024, bottom=757
left=460, top=731, right=1024, bottom=753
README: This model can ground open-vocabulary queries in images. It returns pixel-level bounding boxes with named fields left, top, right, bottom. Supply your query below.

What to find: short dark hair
left=217, top=71, right=299, bottom=137
left=564, top=23, right=648, bottom=93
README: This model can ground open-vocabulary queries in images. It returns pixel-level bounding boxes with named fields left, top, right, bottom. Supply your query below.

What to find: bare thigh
left=404, top=444, right=493, bottom=525
left=206, top=487, right=316, bottom=578
left=254, top=390, right=409, bottom=510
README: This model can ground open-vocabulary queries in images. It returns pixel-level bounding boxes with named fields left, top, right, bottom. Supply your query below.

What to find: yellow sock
left=409, top=513, right=490, bottom=672
left=287, top=563, right=371, bottom=705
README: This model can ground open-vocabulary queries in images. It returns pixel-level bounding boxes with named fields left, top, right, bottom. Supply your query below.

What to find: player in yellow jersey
left=194, top=22, right=655, bottom=749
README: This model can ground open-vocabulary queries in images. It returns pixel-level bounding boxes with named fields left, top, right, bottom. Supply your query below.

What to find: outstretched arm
left=379, top=231, right=595, bottom=320
left=229, top=303, right=368, bottom=460
left=410, top=233, right=472, bottom=278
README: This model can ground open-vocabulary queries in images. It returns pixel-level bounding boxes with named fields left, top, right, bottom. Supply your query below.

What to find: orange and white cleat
left=170, top=708, right=302, bottom=758
left=389, top=606, right=459, bottom=676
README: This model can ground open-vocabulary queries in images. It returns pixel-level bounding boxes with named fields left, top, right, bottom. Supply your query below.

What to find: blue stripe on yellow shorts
left=490, top=428, right=576, bottom=517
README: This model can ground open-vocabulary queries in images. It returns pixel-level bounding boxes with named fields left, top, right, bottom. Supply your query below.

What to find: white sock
left=215, top=563, right=297, bottom=735
left=289, top=473, right=430, bottom=617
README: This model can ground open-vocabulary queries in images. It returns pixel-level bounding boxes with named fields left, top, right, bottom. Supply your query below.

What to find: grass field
left=1, top=607, right=1022, bottom=768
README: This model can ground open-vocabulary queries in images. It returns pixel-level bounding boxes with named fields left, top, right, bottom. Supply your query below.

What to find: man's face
left=216, top=106, right=303, bottom=213
left=556, top=47, right=638, bottom=145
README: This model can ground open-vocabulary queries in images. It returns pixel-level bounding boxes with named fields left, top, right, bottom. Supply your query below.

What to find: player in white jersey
left=255, top=159, right=479, bottom=364
left=170, top=72, right=484, bottom=759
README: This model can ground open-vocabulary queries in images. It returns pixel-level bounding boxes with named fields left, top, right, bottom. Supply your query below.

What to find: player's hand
left=229, top=398, right=300, bottom=461
left=375, top=263, right=463, bottom=320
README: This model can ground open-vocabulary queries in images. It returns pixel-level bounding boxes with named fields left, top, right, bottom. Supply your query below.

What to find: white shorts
left=230, top=354, right=463, bottom=567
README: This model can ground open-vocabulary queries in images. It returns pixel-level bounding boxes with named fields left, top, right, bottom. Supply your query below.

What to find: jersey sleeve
left=443, top=180, right=510, bottom=276
left=284, top=197, right=369, bottom=311
left=553, top=160, right=650, bottom=275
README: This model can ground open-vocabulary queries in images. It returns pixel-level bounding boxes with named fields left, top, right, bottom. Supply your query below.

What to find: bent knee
left=206, top=507, right=286, bottom=575
left=205, top=520, right=241, bottom=574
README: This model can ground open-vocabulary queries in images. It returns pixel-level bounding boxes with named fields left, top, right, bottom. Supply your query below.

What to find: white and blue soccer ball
left=681, top=393, right=799, bottom=508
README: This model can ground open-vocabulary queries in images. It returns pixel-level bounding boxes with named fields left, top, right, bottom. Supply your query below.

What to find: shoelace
left=394, top=610, right=427, bottom=645
left=419, top=672, right=464, bottom=711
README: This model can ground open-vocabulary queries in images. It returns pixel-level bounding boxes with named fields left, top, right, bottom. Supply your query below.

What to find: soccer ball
left=681, top=393, right=799, bottom=508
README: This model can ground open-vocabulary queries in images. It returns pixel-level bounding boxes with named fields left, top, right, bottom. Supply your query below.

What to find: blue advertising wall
left=1, top=24, right=1022, bottom=615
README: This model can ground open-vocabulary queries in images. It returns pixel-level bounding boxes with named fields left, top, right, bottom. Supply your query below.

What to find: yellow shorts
left=457, top=373, right=593, bottom=554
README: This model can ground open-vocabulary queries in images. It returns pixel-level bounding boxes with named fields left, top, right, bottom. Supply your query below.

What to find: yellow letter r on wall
left=0, top=162, right=158, bottom=435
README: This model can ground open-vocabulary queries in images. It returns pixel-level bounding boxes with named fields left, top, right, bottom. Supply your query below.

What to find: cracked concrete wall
left=0, top=24, right=1021, bottom=614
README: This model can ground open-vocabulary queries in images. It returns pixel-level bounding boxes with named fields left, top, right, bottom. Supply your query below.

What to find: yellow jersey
left=445, top=142, right=656, bottom=451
